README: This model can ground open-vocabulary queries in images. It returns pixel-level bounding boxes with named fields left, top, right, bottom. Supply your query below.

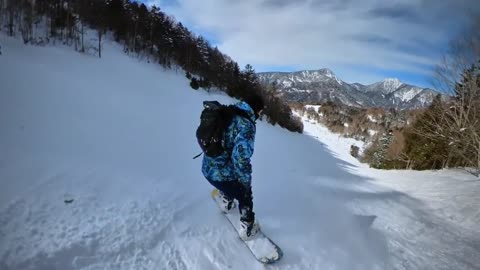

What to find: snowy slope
left=298, top=111, right=480, bottom=270
left=1, top=35, right=479, bottom=270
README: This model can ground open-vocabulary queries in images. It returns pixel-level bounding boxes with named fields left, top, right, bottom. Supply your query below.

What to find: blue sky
left=142, top=0, right=478, bottom=88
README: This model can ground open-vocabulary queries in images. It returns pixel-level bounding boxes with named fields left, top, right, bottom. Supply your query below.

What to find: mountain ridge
left=257, top=69, right=443, bottom=110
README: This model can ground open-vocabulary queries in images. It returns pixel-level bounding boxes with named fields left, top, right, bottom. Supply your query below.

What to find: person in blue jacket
left=202, top=94, right=264, bottom=240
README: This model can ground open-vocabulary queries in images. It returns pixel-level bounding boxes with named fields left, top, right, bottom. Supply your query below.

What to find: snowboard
left=211, top=189, right=283, bottom=264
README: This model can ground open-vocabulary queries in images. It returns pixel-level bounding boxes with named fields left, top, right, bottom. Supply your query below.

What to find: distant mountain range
left=257, top=69, right=444, bottom=110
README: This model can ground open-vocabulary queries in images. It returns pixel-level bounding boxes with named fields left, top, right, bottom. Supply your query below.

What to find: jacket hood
left=234, top=101, right=256, bottom=122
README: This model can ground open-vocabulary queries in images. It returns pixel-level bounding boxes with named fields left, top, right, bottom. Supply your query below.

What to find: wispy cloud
left=367, top=4, right=422, bottom=21
left=145, top=0, right=479, bottom=86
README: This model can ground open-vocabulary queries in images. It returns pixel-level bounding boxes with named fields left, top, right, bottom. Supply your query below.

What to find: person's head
left=243, top=93, right=265, bottom=119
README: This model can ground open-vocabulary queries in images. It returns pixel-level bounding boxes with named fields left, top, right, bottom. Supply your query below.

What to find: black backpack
left=194, top=101, right=255, bottom=159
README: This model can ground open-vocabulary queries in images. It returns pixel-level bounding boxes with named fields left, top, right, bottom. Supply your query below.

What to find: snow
left=281, top=69, right=343, bottom=85
left=305, top=105, right=322, bottom=112
left=368, top=129, right=378, bottom=136
left=395, top=88, right=422, bottom=102
left=297, top=114, right=480, bottom=270
left=382, top=78, right=403, bottom=92
left=212, top=189, right=281, bottom=263
left=286, top=88, right=313, bottom=93
left=365, top=78, right=403, bottom=95
left=1, top=34, right=480, bottom=270
left=282, top=80, right=293, bottom=88
left=417, top=92, right=435, bottom=105
left=367, top=114, right=378, bottom=123
left=297, top=112, right=366, bottom=164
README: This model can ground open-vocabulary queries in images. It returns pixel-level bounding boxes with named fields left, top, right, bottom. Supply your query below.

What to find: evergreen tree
left=0, top=0, right=303, bottom=134
left=404, top=95, right=451, bottom=169
left=371, top=130, right=394, bottom=169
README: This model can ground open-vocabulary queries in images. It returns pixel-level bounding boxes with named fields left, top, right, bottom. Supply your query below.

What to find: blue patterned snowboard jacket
left=201, top=101, right=256, bottom=186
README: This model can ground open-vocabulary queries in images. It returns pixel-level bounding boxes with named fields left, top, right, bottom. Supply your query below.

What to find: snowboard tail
left=211, top=189, right=283, bottom=264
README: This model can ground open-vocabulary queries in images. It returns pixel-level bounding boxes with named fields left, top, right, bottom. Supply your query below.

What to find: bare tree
left=0, top=0, right=5, bottom=26
left=6, top=0, right=15, bottom=36
left=448, top=65, right=480, bottom=173
left=98, top=29, right=102, bottom=58
left=21, top=0, right=33, bottom=43
left=423, top=14, right=480, bottom=175
left=79, top=19, right=85, bottom=52
left=433, top=15, right=480, bottom=94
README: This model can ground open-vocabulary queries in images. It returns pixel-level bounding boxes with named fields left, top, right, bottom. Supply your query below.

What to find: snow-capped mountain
left=260, top=69, right=343, bottom=85
left=258, top=70, right=443, bottom=110
left=364, top=78, right=403, bottom=94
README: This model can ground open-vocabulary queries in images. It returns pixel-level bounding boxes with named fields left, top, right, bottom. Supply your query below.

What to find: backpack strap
left=192, top=152, right=203, bottom=159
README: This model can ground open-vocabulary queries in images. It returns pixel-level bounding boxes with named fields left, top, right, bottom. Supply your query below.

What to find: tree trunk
left=477, top=142, right=480, bottom=177
left=98, top=29, right=102, bottom=58
left=81, top=22, right=84, bottom=52
left=150, top=23, right=154, bottom=54
left=46, top=16, right=49, bottom=40
left=66, top=7, right=70, bottom=43
left=0, top=0, right=4, bottom=29
left=8, top=4, right=14, bottom=36
left=50, top=8, right=55, bottom=37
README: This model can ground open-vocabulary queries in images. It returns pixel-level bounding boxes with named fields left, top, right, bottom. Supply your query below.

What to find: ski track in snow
left=1, top=34, right=479, bottom=270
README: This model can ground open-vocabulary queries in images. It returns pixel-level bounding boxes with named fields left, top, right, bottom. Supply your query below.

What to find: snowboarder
left=200, top=94, right=264, bottom=240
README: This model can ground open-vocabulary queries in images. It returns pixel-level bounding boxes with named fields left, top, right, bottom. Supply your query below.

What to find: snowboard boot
left=218, top=191, right=235, bottom=213
left=239, top=219, right=260, bottom=241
